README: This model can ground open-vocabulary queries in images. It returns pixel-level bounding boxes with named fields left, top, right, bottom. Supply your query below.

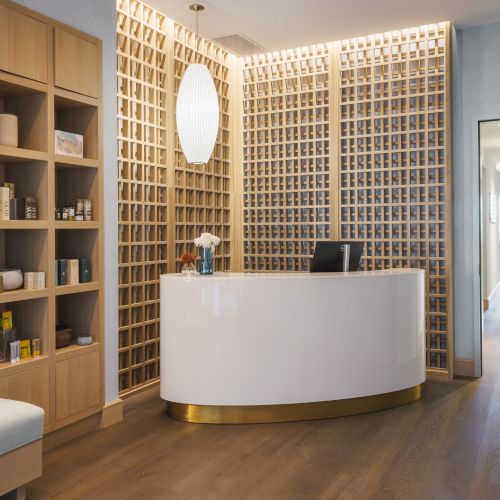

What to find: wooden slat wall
left=335, top=23, right=452, bottom=375
left=117, top=3, right=453, bottom=383
left=116, top=0, right=233, bottom=396
left=173, top=23, right=232, bottom=272
left=241, top=46, right=331, bottom=271
left=117, top=0, right=168, bottom=395
left=240, top=24, right=452, bottom=375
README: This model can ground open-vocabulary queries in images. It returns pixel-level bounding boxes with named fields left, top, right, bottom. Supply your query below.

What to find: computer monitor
left=310, top=241, right=364, bottom=272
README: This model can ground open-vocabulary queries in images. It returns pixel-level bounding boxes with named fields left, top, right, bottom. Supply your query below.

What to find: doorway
left=479, top=120, right=500, bottom=373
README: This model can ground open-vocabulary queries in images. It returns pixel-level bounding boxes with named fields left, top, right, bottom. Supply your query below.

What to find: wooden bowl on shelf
left=56, top=326, right=73, bottom=349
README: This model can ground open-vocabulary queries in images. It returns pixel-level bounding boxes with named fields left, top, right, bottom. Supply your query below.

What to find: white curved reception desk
left=160, top=269, right=425, bottom=423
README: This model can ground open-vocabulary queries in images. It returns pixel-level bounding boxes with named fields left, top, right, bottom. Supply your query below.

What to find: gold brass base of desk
left=167, top=384, right=422, bottom=424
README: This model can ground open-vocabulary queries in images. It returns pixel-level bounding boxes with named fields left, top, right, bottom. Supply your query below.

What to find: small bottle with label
left=62, top=204, right=69, bottom=221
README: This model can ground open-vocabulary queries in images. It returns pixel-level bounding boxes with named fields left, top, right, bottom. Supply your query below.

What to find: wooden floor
left=29, top=309, right=500, bottom=500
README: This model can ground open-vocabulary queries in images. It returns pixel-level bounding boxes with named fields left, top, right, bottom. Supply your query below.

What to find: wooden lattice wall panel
left=336, top=23, right=452, bottom=374
left=173, top=23, right=232, bottom=272
left=117, top=0, right=168, bottom=394
left=242, top=45, right=331, bottom=271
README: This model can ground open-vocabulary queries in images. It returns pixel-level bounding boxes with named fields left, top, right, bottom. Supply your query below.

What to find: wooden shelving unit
left=241, top=45, right=331, bottom=271
left=116, top=0, right=234, bottom=397
left=0, top=0, right=104, bottom=431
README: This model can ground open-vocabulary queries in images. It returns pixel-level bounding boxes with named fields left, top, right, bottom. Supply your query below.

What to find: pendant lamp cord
left=195, top=10, right=199, bottom=64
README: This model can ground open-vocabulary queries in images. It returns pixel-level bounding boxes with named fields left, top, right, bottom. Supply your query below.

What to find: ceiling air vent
left=212, top=33, right=265, bottom=56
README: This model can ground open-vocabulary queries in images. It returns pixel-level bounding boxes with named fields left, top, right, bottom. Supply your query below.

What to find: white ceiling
left=147, top=0, right=500, bottom=54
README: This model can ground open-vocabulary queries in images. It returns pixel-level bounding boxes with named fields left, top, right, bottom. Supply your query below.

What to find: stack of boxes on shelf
left=0, top=182, right=38, bottom=220
left=55, top=258, right=91, bottom=286
left=0, top=310, right=41, bottom=365
left=23, top=272, right=45, bottom=290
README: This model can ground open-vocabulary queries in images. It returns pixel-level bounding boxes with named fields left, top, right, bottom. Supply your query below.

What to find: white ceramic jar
left=0, top=114, right=19, bottom=148
left=0, top=269, right=23, bottom=290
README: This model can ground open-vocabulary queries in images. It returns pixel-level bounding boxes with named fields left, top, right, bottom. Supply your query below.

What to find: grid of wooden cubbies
left=173, top=23, right=232, bottom=272
left=336, top=23, right=452, bottom=373
left=117, top=0, right=168, bottom=394
left=242, top=45, right=331, bottom=271
left=116, top=0, right=232, bottom=396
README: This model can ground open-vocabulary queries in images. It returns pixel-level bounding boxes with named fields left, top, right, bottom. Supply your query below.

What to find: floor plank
left=28, top=301, right=500, bottom=500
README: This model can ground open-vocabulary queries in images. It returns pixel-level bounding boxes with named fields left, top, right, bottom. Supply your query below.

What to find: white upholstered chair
left=0, top=399, right=44, bottom=499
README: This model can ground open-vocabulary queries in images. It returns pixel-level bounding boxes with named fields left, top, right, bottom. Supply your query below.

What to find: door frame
left=471, top=115, right=500, bottom=376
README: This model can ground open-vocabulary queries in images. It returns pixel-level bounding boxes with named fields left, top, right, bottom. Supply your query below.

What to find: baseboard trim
left=43, top=399, right=123, bottom=451
left=100, top=398, right=124, bottom=429
left=455, top=357, right=476, bottom=377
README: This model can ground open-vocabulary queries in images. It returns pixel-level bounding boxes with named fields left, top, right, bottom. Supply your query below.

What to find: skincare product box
left=55, top=130, right=83, bottom=157
left=79, top=258, right=91, bottom=283
left=32, top=338, right=40, bottom=358
left=0, top=113, right=18, bottom=148
left=0, top=327, right=16, bottom=363
left=20, top=339, right=31, bottom=358
left=24, top=272, right=35, bottom=290
left=57, top=259, right=68, bottom=286
left=24, top=195, right=37, bottom=220
left=9, top=198, right=18, bottom=219
left=0, top=186, right=9, bottom=220
left=67, top=259, right=79, bottom=285
left=35, top=272, right=45, bottom=289
left=24, top=272, right=45, bottom=290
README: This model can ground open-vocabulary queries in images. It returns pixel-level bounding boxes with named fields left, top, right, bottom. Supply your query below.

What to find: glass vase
left=199, top=247, right=213, bottom=275
left=181, top=263, right=197, bottom=276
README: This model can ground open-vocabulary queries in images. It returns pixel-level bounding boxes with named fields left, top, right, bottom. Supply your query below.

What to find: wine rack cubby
left=242, top=45, right=331, bottom=271
left=335, top=24, right=452, bottom=374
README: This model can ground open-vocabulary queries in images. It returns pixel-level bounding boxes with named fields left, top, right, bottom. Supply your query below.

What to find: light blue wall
left=14, top=0, right=119, bottom=401
left=454, top=22, right=500, bottom=372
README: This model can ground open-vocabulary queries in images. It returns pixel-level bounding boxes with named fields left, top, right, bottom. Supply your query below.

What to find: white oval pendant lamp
left=176, top=4, right=219, bottom=165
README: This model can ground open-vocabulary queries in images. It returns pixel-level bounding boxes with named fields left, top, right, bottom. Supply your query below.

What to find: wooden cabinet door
left=55, top=351, right=100, bottom=421
left=0, top=365, right=50, bottom=424
left=0, top=4, right=48, bottom=83
left=54, top=28, right=99, bottom=98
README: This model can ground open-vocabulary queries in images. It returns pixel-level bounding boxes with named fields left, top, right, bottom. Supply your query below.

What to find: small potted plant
left=180, top=252, right=199, bottom=276
left=194, top=233, right=220, bottom=275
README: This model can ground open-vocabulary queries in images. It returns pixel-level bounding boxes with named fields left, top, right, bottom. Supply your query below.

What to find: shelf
left=55, top=342, right=99, bottom=360
left=0, top=220, right=48, bottom=229
left=54, top=87, right=99, bottom=109
left=0, top=71, right=48, bottom=96
left=0, top=355, right=48, bottom=375
left=54, top=221, right=99, bottom=229
left=0, top=288, right=48, bottom=304
left=55, top=282, right=99, bottom=296
left=55, top=155, right=99, bottom=169
left=0, top=145, right=48, bottom=163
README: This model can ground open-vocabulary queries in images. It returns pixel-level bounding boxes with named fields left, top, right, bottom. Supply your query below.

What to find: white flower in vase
left=194, top=232, right=221, bottom=254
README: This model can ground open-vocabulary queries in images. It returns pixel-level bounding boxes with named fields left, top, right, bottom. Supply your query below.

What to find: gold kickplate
left=167, top=385, right=421, bottom=424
